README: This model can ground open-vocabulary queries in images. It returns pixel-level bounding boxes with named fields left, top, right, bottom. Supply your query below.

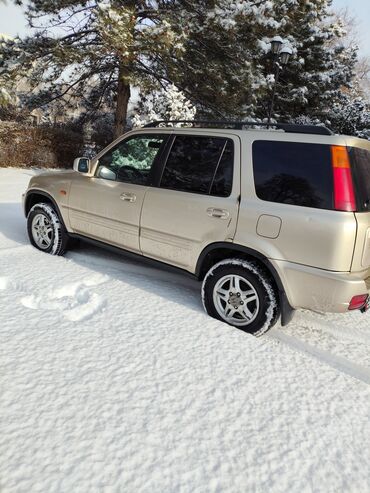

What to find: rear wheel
left=202, top=259, right=279, bottom=336
left=27, top=202, right=69, bottom=256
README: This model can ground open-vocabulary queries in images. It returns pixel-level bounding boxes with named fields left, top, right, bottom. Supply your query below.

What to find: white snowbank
left=1, top=168, right=370, bottom=492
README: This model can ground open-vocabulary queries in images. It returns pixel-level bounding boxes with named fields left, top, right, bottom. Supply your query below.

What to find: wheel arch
left=24, top=190, right=67, bottom=229
left=195, top=242, right=294, bottom=326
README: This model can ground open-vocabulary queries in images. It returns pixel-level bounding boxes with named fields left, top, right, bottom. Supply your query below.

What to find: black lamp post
left=270, top=35, right=283, bottom=55
left=267, top=37, right=292, bottom=127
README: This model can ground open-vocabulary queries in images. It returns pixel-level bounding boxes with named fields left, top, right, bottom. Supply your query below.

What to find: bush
left=0, top=121, right=84, bottom=168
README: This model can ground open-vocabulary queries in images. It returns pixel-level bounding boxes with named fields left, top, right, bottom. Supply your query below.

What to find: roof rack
left=143, top=120, right=334, bottom=136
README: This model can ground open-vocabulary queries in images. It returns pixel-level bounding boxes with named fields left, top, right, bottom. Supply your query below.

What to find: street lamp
left=267, top=38, right=293, bottom=127
left=270, top=35, right=283, bottom=55
left=280, top=46, right=293, bottom=65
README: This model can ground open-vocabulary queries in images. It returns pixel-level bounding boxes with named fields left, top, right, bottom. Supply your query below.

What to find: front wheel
left=27, top=202, right=69, bottom=256
left=202, top=259, right=279, bottom=336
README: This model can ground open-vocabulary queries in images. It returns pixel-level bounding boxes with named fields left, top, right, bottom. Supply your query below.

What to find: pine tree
left=131, top=83, right=197, bottom=127
left=1, top=0, right=365, bottom=137
left=1, top=0, right=185, bottom=136
left=258, top=0, right=357, bottom=123
left=323, top=87, right=370, bottom=137
left=164, top=0, right=276, bottom=119
left=0, top=34, right=13, bottom=107
left=171, top=0, right=358, bottom=128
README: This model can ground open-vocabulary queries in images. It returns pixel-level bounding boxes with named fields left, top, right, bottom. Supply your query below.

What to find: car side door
left=68, top=132, right=169, bottom=253
left=140, top=132, right=241, bottom=272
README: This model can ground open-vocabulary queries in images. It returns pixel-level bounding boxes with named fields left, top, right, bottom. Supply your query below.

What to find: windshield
left=349, top=147, right=370, bottom=212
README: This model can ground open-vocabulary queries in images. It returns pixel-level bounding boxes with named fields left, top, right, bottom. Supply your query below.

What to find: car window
left=210, top=140, right=234, bottom=197
left=160, top=135, right=233, bottom=195
left=252, top=140, right=333, bottom=209
left=96, top=134, right=166, bottom=185
left=349, top=146, right=370, bottom=212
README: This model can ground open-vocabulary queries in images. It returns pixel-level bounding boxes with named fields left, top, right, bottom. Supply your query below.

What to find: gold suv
left=23, top=121, right=370, bottom=335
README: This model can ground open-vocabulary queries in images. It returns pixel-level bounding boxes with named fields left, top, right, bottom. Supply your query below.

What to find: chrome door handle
left=120, top=193, right=136, bottom=203
left=207, top=207, right=230, bottom=219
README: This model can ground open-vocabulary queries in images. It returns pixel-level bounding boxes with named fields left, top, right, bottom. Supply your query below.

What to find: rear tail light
left=331, top=146, right=356, bottom=212
left=348, top=294, right=368, bottom=311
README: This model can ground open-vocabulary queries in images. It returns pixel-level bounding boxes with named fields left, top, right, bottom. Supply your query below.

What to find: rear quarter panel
left=234, top=132, right=357, bottom=272
left=352, top=213, right=370, bottom=272
left=344, top=137, right=370, bottom=274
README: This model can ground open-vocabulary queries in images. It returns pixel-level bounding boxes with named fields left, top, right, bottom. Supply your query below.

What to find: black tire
left=27, top=202, right=69, bottom=256
left=202, top=259, right=279, bottom=336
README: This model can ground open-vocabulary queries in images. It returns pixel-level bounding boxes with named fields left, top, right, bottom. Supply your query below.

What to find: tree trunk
left=114, top=64, right=131, bottom=138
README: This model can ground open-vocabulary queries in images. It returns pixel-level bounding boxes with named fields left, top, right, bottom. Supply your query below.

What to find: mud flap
left=280, top=291, right=295, bottom=326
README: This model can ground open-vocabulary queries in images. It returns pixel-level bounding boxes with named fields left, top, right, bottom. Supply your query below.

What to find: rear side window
left=253, top=140, right=333, bottom=209
left=160, top=135, right=233, bottom=196
left=349, top=147, right=370, bottom=212
left=210, top=140, right=234, bottom=197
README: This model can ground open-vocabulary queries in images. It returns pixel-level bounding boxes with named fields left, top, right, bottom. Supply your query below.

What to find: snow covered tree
left=164, top=0, right=277, bottom=119
left=322, top=87, right=370, bottom=138
left=1, top=0, right=185, bottom=136
left=0, top=34, right=14, bottom=107
left=132, top=84, right=196, bottom=127
left=331, top=6, right=370, bottom=104
left=169, top=0, right=358, bottom=127
left=1, top=0, right=365, bottom=137
left=259, top=0, right=357, bottom=123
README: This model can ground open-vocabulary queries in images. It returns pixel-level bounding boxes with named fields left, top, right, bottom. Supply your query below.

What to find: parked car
left=23, top=121, right=370, bottom=335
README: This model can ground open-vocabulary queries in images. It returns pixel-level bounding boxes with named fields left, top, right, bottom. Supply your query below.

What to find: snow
left=132, top=84, right=197, bottom=128
left=1, top=168, right=370, bottom=492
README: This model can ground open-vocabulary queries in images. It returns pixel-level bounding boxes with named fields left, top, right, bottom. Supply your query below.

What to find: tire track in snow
left=293, top=310, right=370, bottom=347
left=268, top=328, right=370, bottom=385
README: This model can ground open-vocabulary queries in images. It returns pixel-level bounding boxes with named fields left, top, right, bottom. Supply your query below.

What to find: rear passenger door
left=140, top=133, right=240, bottom=272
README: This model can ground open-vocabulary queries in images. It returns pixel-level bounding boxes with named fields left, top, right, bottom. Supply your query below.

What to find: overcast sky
left=1, top=0, right=370, bottom=56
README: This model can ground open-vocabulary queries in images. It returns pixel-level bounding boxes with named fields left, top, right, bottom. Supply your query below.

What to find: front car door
left=140, top=132, right=241, bottom=272
left=68, top=133, right=169, bottom=253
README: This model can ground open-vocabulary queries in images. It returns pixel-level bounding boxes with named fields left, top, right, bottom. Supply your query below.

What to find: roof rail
left=143, top=120, right=334, bottom=136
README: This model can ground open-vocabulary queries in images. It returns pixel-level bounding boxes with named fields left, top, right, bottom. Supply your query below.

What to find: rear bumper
left=271, top=259, right=370, bottom=313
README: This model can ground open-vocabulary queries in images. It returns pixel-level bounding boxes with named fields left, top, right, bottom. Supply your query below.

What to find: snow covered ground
left=1, top=168, right=370, bottom=493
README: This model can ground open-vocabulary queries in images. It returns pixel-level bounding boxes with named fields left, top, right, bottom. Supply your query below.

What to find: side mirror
left=96, top=166, right=117, bottom=181
left=73, top=157, right=91, bottom=174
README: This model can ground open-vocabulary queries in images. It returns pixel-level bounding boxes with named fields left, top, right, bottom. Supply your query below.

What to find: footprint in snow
left=0, top=276, right=23, bottom=292
left=20, top=274, right=108, bottom=322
